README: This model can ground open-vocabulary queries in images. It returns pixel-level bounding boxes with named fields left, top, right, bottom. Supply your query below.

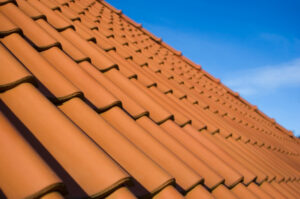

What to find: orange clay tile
left=243, top=142, right=294, bottom=181
left=136, top=116, right=224, bottom=189
left=101, top=106, right=203, bottom=192
left=16, top=0, right=45, bottom=20
left=105, top=187, right=137, bottom=199
left=183, top=125, right=257, bottom=185
left=230, top=183, right=259, bottom=199
left=97, top=32, right=133, bottom=58
left=0, top=0, right=14, bottom=6
left=60, top=28, right=118, bottom=71
left=0, top=3, right=59, bottom=50
left=224, top=137, right=281, bottom=182
left=40, top=192, right=64, bottom=199
left=281, top=182, right=300, bottom=197
left=185, top=185, right=215, bottom=199
left=152, top=186, right=185, bottom=199
left=92, top=31, right=123, bottom=53
left=211, top=184, right=239, bottom=199
left=66, top=1, right=83, bottom=13
left=160, top=120, right=243, bottom=188
left=202, top=131, right=269, bottom=184
left=39, top=0, right=60, bottom=10
left=0, top=42, right=33, bottom=91
left=78, top=61, right=148, bottom=118
left=120, top=59, right=158, bottom=86
left=72, top=20, right=98, bottom=42
left=41, top=47, right=121, bottom=112
left=271, top=182, right=298, bottom=199
left=164, top=92, right=211, bottom=130
left=104, top=47, right=140, bottom=79
left=59, top=5, right=80, bottom=21
left=1, top=33, right=81, bottom=102
left=58, top=97, right=175, bottom=196
left=0, top=0, right=299, bottom=198
left=27, top=0, right=72, bottom=31
left=36, top=19, right=89, bottom=62
left=260, top=182, right=288, bottom=199
left=79, top=14, right=99, bottom=29
left=104, top=69, right=173, bottom=124
left=0, top=12, right=21, bottom=36
left=0, top=83, right=129, bottom=197
left=289, top=183, right=300, bottom=194
left=0, top=112, right=64, bottom=199
left=247, top=183, right=273, bottom=199
left=133, top=83, right=192, bottom=127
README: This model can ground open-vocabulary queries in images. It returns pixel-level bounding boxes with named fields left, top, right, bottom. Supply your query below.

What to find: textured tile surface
left=0, top=0, right=299, bottom=198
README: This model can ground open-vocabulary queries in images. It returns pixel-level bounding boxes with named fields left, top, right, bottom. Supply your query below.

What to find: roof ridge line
left=98, top=0, right=293, bottom=137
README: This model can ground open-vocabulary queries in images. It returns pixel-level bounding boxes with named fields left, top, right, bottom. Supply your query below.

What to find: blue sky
left=107, top=0, right=300, bottom=136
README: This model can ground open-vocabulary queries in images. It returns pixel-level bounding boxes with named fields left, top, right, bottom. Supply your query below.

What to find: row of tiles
left=75, top=0, right=298, bottom=143
left=95, top=1, right=296, bottom=141
left=2, top=0, right=300, bottom=179
left=1, top=48, right=300, bottom=198
left=0, top=0, right=298, bottom=163
left=1, top=0, right=294, bottom=144
left=2, top=0, right=300, bottom=183
left=82, top=1, right=300, bottom=152
left=0, top=0, right=299, bottom=198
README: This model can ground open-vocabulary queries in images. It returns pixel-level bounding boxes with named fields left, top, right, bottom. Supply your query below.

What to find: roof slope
left=0, top=0, right=299, bottom=198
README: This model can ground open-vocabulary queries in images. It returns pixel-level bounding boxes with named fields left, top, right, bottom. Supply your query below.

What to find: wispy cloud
left=259, top=33, right=290, bottom=44
left=224, top=58, right=300, bottom=96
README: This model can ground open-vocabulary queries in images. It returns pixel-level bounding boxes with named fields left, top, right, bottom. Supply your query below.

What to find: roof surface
left=0, top=0, right=299, bottom=198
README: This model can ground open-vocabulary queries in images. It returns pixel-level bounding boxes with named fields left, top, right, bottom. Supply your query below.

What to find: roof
left=0, top=0, right=299, bottom=198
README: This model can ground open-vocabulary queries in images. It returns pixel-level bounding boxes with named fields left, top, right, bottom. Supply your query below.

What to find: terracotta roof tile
left=60, top=28, right=118, bottom=71
left=152, top=186, right=185, bottom=199
left=40, top=192, right=64, bottom=199
left=0, top=0, right=14, bottom=6
left=36, top=18, right=90, bottom=63
left=78, top=61, right=148, bottom=118
left=184, top=126, right=257, bottom=185
left=161, top=120, right=244, bottom=188
left=231, top=183, right=260, bottom=199
left=59, top=5, right=80, bottom=21
left=0, top=12, right=21, bottom=36
left=281, top=182, right=300, bottom=196
left=0, top=0, right=299, bottom=198
left=211, top=184, right=239, bottom=199
left=271, top=182, right=298, bottom=199
left=40, top=0, right=60, bottom=10
left=0, top=111, right=64, bottom=199
left=260, top=182, right=288, bottom=199
left=1, top=33, right=81, bottom=102
left=105, top=187, right=137, bottom=199
left=41, top=47, right=121, bottom=111
left=138, top=85, right=192, bottom=127
left=72, top=20, right=97, bottom=42
left=0, top=3, right=59, bottom=50
left=58, top=98, right=176, bottom=196
left=101, top=106, right=205, bottom=193
left=27, top=0, right=73, bottom=31
left=185, top=185, right=215, bottom=199
left=104, top=70, right=174, bottom=124
left=0, top=83, right=130, bottom=197
left=204, top=132, right=269, bottom=184
left=247, top=183, right=273, bottom=199
left=16, top=0, right=45, bottom=20
left=0, top=43, right=33, bottom=91
left=136, top=116, right=224, bottom=189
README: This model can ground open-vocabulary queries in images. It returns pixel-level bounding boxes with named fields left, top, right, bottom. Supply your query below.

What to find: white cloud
left=259, top=33, right=289, bottom=44
left=224, top=58, right=300, bottom=96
